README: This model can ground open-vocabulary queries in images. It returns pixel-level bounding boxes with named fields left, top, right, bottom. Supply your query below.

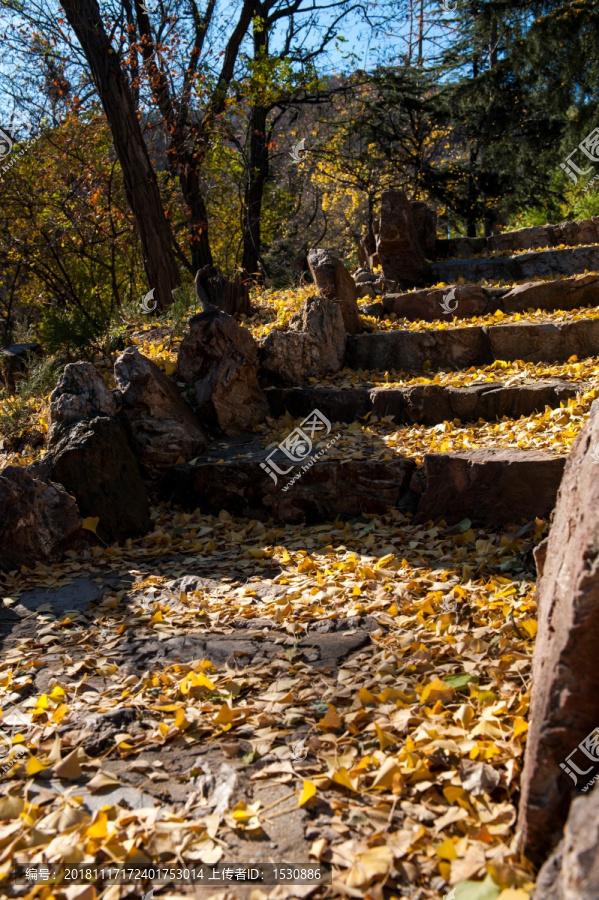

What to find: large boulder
left=374, top=190, right=426, bottom=288
left=177, top=308, right=268, bottom=436
left=307, top=249, right=361, bottom=334
left=534, top=786, right=599, bottom=900
left=0, top=466, right=82, bottom=571
left=35, top=416, right=150, bottom=543
left=259, top=295, right=346, bottom=386
left=114, top=348, right=209, bottom=479
left=519, top=400, right=599, bottom=866
left=49, top=362, right=116, bottom=444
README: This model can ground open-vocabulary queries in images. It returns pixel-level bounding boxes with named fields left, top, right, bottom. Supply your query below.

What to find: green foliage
left=513, top=179, right=599, bottom=229
left=161, top=282, right=201, bottom=341
left=38, top=304, right=110, bottom=359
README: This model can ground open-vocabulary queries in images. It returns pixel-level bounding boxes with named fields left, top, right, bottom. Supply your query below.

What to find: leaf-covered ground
left=1, top=507, right=539, bottom=900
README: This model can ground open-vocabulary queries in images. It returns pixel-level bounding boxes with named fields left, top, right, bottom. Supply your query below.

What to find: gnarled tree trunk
left=60, top=0, right=180, bottom=310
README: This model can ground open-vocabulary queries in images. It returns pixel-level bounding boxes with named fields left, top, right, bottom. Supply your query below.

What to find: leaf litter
left=0, top=505, right=541, bottom=898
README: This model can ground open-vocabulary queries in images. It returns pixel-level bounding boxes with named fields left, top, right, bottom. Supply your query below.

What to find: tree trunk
left=241, top=104, right=269, bottom=280
left=60, top=0, right=180, bottom=310
left=241, top=17, right=269, bottom=281
left=180, top=166, right=214, bottom=272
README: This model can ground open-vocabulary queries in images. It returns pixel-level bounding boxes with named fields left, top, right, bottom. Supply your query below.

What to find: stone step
left=346, top=317, right=599, bottom=372
left=434, top=216, right=599, bottom=259
left=161, top=448, right=418, bottom=523
left=428, top=244, right=599, bottom=285
left=266, top=379, right=583, bottom=427
left=160, top=443, right=566, bottom=527
left=366, top=274, right=599, bottom=323
left=415, top=450, right=565, bottom=526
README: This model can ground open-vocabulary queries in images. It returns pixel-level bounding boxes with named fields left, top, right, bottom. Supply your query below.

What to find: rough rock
left=485, top=318, right=599, bottom=364
left=358, top=231, right=378, bottom=269
left=429, top=244, right=599, bottom=285
left=194, top=265, right=251, bottom=316
left=345, top=326, right=489, bottom=372
left=48, top=361, right=116, bottom=444
left=0, top=343, right=43, bottom=393
left=434, top=235, right=486, bottom=260
left=160, top=445, right=417, bottom=523
left=375, top=190, right=426, bottom=288
left=266, top=386, right=373, bottom=423
left=518, top=400, right=599, bottom=866
left=177, top=308, right=268, bottom=436
left=259, top=295, right=346, bottom=386
left=345, top=318, right=599, bottom=372
left=533, top=786, right=599, bottom=900
left=435, top=216, right=599, bottom=259
left=374, top=380, right=581, bottom=425
left=114, top=348, right=208, bottom=479
left=0, top=466, right=82, bottom=571
left=383, top=284, right=491, bottom=321
left=356, top=275, right=399, bottom=300
left=35, top=416, right=150, bottom=543
left=416, top=449, right=565, bottom=526
left=501, top=274, right=599, bottom=314
left=371, top=276, right=599, bottom=323
left=359, top=300, right=386, bottom=318
left=410, top=201, right=437, bottom=257
left=265, top=380, right=582, bottom=427
left=307, top=248, right=361, bottom=334
left=354, top=267, right=376, bottom=284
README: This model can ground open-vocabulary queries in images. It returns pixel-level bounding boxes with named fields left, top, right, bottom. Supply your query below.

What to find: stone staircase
left=161, top=224, right=599, bottom=531
left=429, top=243, right=599, bottom=283
left=347, top=317, right=599, bottom=371
left=366, top=273, right=599, bottom=322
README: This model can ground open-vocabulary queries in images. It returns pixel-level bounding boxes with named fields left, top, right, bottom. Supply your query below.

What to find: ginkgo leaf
left=298, top=780, right=317, bottom=806
left=453, top=874, right=501, bottom=899
left=82, top=517, right=100, bottom=534
left=26, top=757, right=48, bottom=776
left=86, top=811, right=109, bottom=839
left=53, top=748, right=82, bottom=779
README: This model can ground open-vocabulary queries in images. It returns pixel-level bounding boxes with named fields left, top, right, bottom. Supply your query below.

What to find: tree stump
left=195, top=266, right=251, bottom=316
